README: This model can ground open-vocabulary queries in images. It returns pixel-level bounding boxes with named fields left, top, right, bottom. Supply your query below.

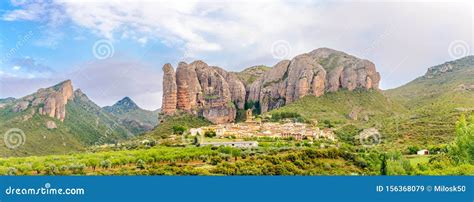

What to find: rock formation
left=247, top=48, right=380, bottom=113
left=161, top=61, right=245, bottom=124
left=161, top=63, right=178, bottom=115
left=162, top=48, right=381, bottom=123
left=12, top=80, right=74, bottom=122
left=46, top=120, right=57, bottom=129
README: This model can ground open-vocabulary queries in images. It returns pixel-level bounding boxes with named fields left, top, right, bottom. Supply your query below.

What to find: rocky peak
left=425, top=56, right=474, bottom=78
left=425, top=63, right=454, bottom=78
left=112, top=97, right=139, bottom=111
left=248, top=47, right=380, bottom=113
left=12, top=79, right=74, bottom=122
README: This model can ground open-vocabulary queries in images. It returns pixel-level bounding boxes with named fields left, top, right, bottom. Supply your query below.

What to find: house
left=417, top=149, right=429, bottom=155
left=216, top=128, right=226, bottom=137
left=315, top=128, right=336, bottom=141
left=200, top=141, right=258, bottom=148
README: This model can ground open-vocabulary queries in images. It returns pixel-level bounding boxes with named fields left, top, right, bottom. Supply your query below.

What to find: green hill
left=147, top=112, right=211, bottom=139
left=384, top=56, right=474, bottom=147
left=0, top=83, right=133, bottom=157
left=267, top=90, right=406, bottom=125
left=266, top=90, right=407, bottom=145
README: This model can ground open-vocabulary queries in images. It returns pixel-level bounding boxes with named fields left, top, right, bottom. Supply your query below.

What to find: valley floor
left=0, top=144, right=472, bottom=176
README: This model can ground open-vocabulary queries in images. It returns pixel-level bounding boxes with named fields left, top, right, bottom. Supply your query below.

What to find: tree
left=380, top=153, right=387, bottom=175
left=192, top=135, right=201, bottom=145
left=231, top=148, right=242, bottom=161
left=172, top=125, right=187, bottom=135
left=86, top=158, right=100, bottom=171
left=136, top=159, right=146, bottom=169
left=450, top=115, right=474, bottom=164
left=204, top=130, right=216, bottom=138
left=407, top=146, right=420, bottom=155
left=100, top=160, right=112, bottom=169
left=32, top=161, right=44, bottom=174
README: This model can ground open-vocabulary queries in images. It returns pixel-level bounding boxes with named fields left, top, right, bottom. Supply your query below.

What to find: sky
left=0, top=0, right=472, bottom=110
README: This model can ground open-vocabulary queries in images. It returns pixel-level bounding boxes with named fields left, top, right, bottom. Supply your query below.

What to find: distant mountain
left=386, top=56, right=474, bottom=109
left=104, top=97, right=159, bottom=134
left=384, top=56, right=474, bottom=145
left=0, top=80, right=135, bottom=157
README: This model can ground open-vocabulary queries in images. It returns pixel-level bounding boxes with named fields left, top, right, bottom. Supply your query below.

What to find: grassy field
left=406, top=155, right=431, bottom=166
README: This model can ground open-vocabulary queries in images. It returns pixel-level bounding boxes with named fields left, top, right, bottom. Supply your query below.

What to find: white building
left=417, top=149, right=429, bottom=155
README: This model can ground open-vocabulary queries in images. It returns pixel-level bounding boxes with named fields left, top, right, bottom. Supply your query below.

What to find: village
left=188, top=109, right=337, bottom=148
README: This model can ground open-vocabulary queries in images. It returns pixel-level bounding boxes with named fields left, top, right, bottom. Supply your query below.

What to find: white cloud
left=12, top=65, right=21, bottom=70
left=1, top=0, right=473, bottom=92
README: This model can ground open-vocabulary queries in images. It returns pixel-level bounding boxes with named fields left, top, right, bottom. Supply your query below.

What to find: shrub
left=136, top=159, right=146, bottom=170
left=449, top=115, right=474, bottom=164
left=407, top=146, right=420, bottom=155
left=172, top=125, right=187, bottom=135
left=204, top=130, right=216, bottom=138
left=100, top=160, right=112, bottom=169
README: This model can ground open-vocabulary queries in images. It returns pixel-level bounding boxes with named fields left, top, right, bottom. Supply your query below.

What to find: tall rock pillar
left=161, top=63, right=178, bottom=115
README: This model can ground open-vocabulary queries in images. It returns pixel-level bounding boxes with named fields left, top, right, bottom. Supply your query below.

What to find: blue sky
left=0, top=0, right=472, bottom=110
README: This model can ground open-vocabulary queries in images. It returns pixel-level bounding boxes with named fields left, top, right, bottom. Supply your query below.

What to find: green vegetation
left=267, top=90, right=408, bottom=146
left=235, top=65, right=271, bottom=85
left=0, top=94, right=132, bottom=157
left=103, top=97, right=159, bottom=135
left=0, top=107, right=85, bottom=157
left=1, top=141, right=471, bottom=175
left=269, top=112, right=307, bottom=123
left=269, top=90, right=405, bottom=125
left=148, top=113, right=210, bottom=138
left=384, top=56, right=474, bottom=147
left=204, top=130, right=217, bottom=138
left=449, top=115, right=474, bottom=164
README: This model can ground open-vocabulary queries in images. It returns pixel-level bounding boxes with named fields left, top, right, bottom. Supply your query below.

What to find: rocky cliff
left=248, top=48, right=380, bottom=113
left=162, top=61, right=245, bottom=124
left=13, top=80, right=74, bottom=121
left=162, top=48, right=380, bottom=123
